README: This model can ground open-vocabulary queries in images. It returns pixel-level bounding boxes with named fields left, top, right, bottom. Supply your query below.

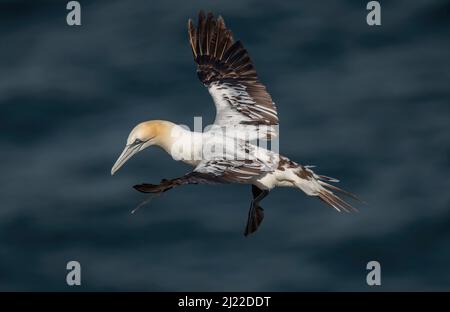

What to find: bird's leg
left=244, top=185, right=269, bottom=236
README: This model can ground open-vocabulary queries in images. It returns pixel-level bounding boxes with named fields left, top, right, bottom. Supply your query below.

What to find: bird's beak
left=111, top=144, right=141, bottom=175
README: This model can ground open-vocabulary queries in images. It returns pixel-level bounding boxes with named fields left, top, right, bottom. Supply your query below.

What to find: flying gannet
left=111, top=11, right=361, bottom=236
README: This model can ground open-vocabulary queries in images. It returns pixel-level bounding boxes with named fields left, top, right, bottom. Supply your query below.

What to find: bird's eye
left=133, top=139, right=143, bottom=145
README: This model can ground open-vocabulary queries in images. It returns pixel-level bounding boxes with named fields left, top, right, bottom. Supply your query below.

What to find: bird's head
left=111, top=120, right=172, bottom=175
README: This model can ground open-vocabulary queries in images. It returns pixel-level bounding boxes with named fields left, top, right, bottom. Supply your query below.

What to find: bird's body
left=111, top=12, right=361, bottom=236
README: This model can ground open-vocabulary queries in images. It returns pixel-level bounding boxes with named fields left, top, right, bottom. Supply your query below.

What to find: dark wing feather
left=188, top=11, right=278, bottom=137
left=133, top=158, right=271, bottom=193
left=193, top=158, right=273, bottom=184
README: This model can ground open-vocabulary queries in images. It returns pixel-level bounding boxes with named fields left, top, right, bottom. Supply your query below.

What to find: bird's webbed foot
left=244, top=203, right=265, bottom=236
left=244, top=185, right=269, bottom=236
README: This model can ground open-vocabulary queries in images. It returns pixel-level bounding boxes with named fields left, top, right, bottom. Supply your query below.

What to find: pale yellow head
left=111, top=120, right=174, bottom=175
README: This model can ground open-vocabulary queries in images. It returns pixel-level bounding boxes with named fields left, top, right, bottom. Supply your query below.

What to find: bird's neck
left=155, top=121, right=202, bottom=166
left=152, top=120, right=175, bottom=151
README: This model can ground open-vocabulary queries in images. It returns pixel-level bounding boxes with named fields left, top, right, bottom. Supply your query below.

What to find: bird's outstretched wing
left=134, top=158, right=274, bottom=194
left=188, top=11, right=278, bottom=139
left=193, top=158, right=273, bottom=183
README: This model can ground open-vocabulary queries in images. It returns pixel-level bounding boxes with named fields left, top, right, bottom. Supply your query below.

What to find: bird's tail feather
left=318, top=180, right=362, bottom=203
left=315, top=177, right=362, bottom=212
left=295, top=166, right=362, bottom=212
left=317, top=187, right=359, bottom=213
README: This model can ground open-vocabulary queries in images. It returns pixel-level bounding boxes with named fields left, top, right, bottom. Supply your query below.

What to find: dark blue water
left=1, top=0, right=449, bottom=291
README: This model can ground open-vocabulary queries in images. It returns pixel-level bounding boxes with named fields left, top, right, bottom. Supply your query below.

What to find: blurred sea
left=0, top=0, right=449, bottom=291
